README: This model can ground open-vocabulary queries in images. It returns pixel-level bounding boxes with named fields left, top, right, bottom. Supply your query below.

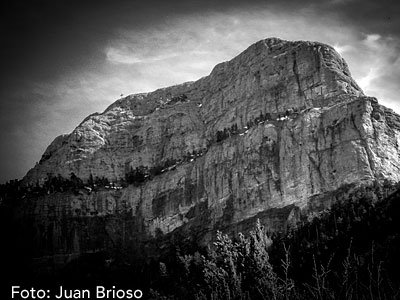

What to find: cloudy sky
left=0, top=0, right=399, bottom=183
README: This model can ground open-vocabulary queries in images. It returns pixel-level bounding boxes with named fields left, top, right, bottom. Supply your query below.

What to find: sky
left=0, top=0, right=399, bottom=183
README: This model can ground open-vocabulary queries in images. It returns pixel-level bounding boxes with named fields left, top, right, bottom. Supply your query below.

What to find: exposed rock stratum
left=10, top=38, right=400, bottom=264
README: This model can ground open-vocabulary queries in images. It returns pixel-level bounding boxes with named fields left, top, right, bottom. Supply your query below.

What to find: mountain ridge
left=4, top=37, right=400, bottom=267
left=23, top=37, right=366, bottom=184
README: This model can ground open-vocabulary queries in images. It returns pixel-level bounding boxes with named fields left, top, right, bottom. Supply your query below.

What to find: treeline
left=125, top=148, right=206, bottom=185
left=169, top=94, right=188, bottom=105
left=0, top=179, right=21, bottom=202
left=214, top=107, right=302, bottom=144
left=126, top=105, right=306, bottom=185
left=1, top=146, right=208, bottom=198
left=1, top=106, right=309, bottom=200
left=158, top=94, right=189, bottom=108
left=0, top=173, right=120, bottom=201
left=269, top=182, right=400, bottom=291
left=142, top=185, right=400, bottom=299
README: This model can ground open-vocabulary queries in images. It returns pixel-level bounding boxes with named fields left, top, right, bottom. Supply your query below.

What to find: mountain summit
left=24, top=37, right=366, bottom=184
left=14, top=38, right=400, bottom=260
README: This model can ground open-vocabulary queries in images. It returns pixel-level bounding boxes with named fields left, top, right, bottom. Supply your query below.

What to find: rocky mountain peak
left=8, top=38, right=400, bottom=265
left=24, top=38, right=366, bottom=185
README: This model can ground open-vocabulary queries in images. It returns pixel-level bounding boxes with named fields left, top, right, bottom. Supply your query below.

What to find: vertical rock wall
left=10, top=38, right=400, bottom=264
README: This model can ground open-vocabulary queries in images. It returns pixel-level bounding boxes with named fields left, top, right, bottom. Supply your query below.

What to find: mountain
left=4, top=38, right=400, bottom=268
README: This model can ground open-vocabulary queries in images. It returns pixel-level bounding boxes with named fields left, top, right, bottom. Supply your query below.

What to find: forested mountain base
left=2, top=184, right=400, bottom=300
left=146, top=186, right=400, bottom=299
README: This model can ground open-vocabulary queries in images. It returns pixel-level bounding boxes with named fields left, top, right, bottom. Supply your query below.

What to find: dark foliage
left=214, top=108, right=300, bottom=144
left=1, top=185, right=400, bottom=299
left=0, top=173, right=115, bottom=200
left=145, top=188, right=400, bottom=299
left=124, top=148, right=207, bottom=186
left=169, top=94, right=188, bottom=104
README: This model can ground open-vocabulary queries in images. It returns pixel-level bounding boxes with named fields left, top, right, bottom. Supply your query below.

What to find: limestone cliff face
left=18, top=38, right=400, bottom=260
left=24, top=38, right=365, bottom=184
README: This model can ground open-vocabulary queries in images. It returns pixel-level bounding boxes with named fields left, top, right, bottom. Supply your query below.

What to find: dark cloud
left=334, top=0, right=400, bottom=36
left=1, top=0, right=399, bottom=81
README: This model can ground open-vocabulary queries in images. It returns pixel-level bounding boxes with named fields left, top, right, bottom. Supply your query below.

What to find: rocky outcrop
left=13, top=38, right=400, bottom=262
left=24, top=38, right=365, bottom=184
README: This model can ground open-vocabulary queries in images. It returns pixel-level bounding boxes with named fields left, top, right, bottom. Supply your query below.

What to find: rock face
left=15, top=38, right=400, bottom=262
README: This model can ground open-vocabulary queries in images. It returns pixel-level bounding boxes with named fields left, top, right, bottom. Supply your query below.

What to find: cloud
left=340, top=34, right=400, bottom=110
left=38, top=8, right=400, bottom=135
left=106, top=46, right=211, bottom=65
left=333, top=44, right=354, bottom=55
left=364, top=34, right=382, bottom=44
